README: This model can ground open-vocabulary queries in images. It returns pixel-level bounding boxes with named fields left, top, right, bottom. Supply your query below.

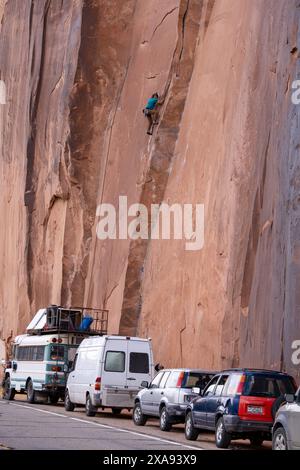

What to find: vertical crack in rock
left=25, top=0, right=51, bottom=306
left=119, top=0, right=204, bottom=335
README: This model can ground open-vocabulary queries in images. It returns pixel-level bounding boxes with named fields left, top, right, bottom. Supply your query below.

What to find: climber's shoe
left=147, top=131, right=152, bottom=135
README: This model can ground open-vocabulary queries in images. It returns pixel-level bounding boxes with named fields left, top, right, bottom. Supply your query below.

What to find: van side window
left=105, top=351, right=125, bottom=372
left=129, top=353, right=149, bottom=374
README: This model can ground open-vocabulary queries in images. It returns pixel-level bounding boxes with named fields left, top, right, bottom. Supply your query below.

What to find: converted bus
left=2, top=306, right=108, bottom=403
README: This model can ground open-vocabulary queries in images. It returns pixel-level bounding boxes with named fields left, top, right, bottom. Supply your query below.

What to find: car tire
left=64, top=390, right=75, bottom=412
left=159, top=406, right=172, bottom=432
left=26, top=379, right=36, bottom=404
left=132, top=402, right=147, bottom=426
left=215, top=417, right=231, bottom=449
left=185, top=412, right=199, bottom=441
left=272, top=427, right=288, bottom=450
left=2, top=376, right=15, bottom=401
left=250, top=437, right=264, bottom=446
left=111, top=408, right=122, bottom=415
left=85, top=394, right=97, bottom=417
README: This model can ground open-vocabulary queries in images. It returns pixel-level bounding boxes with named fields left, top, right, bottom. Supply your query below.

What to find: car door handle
left=150, top=391, right=153, bottom=395
left=127, top=378, right=136, bottom=381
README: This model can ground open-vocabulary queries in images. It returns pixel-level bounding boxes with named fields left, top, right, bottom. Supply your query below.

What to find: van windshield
left=243, top=374, right=296, bottom=398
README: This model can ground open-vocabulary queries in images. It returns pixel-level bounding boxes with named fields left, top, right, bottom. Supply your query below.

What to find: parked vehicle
left=1, top=306, right=108, bottom=404
left=65, top=335, right=154, bottom=416
left=132, top=369, right=216, bottom=431
left=272, top=386, right=300, bottom=450
left=184, top=368, right=297, bottom=448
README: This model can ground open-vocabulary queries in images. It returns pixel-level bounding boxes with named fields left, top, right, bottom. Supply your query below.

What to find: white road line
left=7, top=402, right=202, bottom=451
left=11, top=403, right=67, bottom=418
left=70, top=417, right=202, bottom=450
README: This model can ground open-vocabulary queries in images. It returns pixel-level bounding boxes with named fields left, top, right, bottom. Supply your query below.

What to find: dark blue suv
left=184, top=369, right=297, bottom=448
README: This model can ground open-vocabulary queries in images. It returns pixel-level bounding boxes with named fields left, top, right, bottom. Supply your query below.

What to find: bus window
left=50, top=345, right=65, bottom=361
left=35, top=346, right=45, bottom=361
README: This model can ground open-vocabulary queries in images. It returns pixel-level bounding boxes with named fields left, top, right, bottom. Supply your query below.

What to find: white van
left=65, top=335, right=154, bottom=416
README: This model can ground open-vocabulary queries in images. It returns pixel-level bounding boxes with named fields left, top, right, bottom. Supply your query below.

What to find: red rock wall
left=1, top=0, right=300, bottom=379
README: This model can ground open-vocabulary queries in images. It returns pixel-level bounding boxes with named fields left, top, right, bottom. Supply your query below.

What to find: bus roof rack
left=26, top=306, right=108, bottom=336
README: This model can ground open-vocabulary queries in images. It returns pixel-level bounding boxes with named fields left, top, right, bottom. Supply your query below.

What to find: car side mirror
left=12, top=362, right=17, bottom=371
left=141, top=381, right=149, bottom=388
left=285, top=393, right=295, bottom=404
left=192, top=387, right=201, bottom=395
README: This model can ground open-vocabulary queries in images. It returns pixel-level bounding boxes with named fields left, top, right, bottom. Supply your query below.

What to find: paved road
left=0, top=399, right=202, bottom=450
left=0, top=398, right=271, bottom=451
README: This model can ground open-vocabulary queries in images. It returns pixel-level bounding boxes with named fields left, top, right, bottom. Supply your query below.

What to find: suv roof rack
left=27, top=306, right=108, bottom=336
left=222, top=368, right=286, bottom=374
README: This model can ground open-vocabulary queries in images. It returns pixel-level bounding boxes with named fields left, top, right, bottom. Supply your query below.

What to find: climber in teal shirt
left=146, top=94, right=158, bottom=110
left=143, top=92, right=160, bottom=135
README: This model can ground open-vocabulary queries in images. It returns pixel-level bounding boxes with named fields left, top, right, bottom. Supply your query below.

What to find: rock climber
left=143, top=92, right=160, bottom=135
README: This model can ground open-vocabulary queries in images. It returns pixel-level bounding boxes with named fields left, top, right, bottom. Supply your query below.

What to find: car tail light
left=51, top=366, right=61, bottom=372
left=58, top=338, right=62, bottom=344
left=52, top=338, right=57, bottom=343
left=176, top=371, right=185, bottom=388
left=236, top=374, right=246, bottom=395
left=95, top=377, right=101, bottom=391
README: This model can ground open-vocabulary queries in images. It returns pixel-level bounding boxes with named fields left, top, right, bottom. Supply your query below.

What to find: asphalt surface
left=0, top=397, right=272, bottom=451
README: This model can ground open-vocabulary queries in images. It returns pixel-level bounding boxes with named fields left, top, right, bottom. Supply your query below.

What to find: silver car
left=132, top=368, right=216, bottom=431
left=272, top=387, right=300, bottom=450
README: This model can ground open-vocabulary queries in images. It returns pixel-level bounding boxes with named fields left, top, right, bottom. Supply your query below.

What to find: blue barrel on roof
left=79, top=316, right=94, bottom=331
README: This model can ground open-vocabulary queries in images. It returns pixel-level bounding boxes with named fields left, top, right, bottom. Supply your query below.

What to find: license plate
left=247, top=405, right=263, bottom=415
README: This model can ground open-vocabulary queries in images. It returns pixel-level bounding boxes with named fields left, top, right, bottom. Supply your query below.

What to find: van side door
left=126, top=341, right=152, bottom=391
left=101, top=339, right=128, bottom=399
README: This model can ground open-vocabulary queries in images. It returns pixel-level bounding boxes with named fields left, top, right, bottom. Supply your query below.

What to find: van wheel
left=160, top=406, right=172, bottom=431
left=3, top=376, right=15, bottom=401
left=65, top=390, right=75, bottom=412
left=185, top=412, right=199, bottom=440
left=85, top=394, right=97, bottom=417
left=112, top=408, right=122, bottom=415
left=215, top=417, right=231, bottom=448
left=133, top=402, right=147, bottom=426
left=26, top=380, right=36, bottom=404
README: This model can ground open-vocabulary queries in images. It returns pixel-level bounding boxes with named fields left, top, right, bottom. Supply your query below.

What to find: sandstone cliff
left=1, top=0, right=300, bottom=379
